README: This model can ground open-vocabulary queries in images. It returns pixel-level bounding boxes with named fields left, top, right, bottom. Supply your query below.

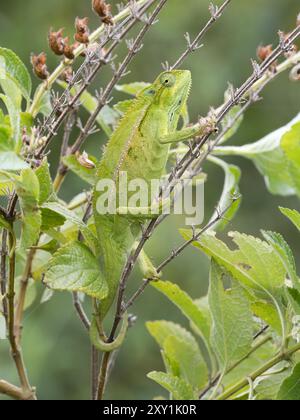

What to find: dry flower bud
left=75, top=17, right=90, bottom=44
left=31, top=52, right=49, bottom=80
left=76, top=151, right=96, bottom=169
left=257, top=44, right=273, bottom=62
left=63, top=37, right=77, bottom=59
left=289, top=64, right=300, bottom=82
left=48, top=28, right=65, bottom=56
left=92, top=0, right=113, bottom=25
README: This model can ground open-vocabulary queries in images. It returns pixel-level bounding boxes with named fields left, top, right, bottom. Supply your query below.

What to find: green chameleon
left=45, top=70, right=215, bottom=349
left=91, top=70, right=214, bottom=339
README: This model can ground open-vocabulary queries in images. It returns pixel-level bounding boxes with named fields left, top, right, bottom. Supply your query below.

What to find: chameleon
left=92, top=69, right=215, bottom=327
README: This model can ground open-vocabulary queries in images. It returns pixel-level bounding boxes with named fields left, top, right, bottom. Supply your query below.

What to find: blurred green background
left=0, top=0, right=299, bottom=400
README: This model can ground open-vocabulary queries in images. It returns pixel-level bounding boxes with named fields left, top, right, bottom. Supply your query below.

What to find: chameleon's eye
left=160, top=73, right=176, bottom=88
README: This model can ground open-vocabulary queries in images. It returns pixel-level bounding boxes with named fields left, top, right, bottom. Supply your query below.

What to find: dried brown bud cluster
left=256, top=44, right=273, bottom=62
left=31, top=52, right=49, bottom=80
left=48, top=28, right=65, bottom=55
left=75, top=17, right=90, bottom=44
left=92, top=0, right=113, bottom=25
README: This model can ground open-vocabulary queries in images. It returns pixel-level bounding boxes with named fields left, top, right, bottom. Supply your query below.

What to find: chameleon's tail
left=96, top=216, right=135, bottom=319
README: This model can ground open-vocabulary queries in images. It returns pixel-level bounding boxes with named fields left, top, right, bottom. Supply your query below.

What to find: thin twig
left=171, top=0, right=232, bottom=69
left=72, top=292, right=90, bottom=331
left=0, top=229, right=8, bottom=325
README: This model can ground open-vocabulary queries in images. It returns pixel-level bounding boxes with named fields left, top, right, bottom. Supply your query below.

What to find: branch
left=171, top=0, right=232, bottom=69
left=0, top=380, right=26, bottom=400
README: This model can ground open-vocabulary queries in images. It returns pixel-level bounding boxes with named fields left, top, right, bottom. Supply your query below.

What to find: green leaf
left=280, top=207, right=300, bottom=232
left=44, top=241, right=108, bottom=300
left=115, top=82, right=151, bottom=96
left=286, top=288, right=300, bottom=316
left=0, top=47, right=32, bottom=102
left=214, top=113, right=300, bottom=196
left=255, top=363, right=291, bottom=400
left=15, top=168, right=41, bottom=249
left=33, top=90, right=52, bottom=117
left=0, top=78, right=22, bottom=109
left=40, top=202, right=99, bottom=254
left=208, top=157, right=241, bottom=231
left=147, top=371, right=195, bottom=400
left=262, top=230, right=300, bottom=292
left=146, top=321, right=208, bottom=391
left=62, top=154, right=97, bottom=185
left=151, top=281, right=211, bottom=350
left=277, top=363, right=300, bottom=400
left=251, top=301, right=283, bottom=335
left=0, top=93, right=20, bottom=143
left=209, top=260, right=254, bottom=370
left=281, top=122, right=300, bottom=196
left=35, top=158, right=55, bottom=204
left=181, top=230, right=286, bottom=293
left=0, top=124, right=13, bottom=151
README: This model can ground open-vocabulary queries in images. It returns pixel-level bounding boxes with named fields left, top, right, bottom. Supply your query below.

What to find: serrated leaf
left=41, top=202, right=99, bottom=254
left=280, top=207, right=300, bottom=232
left=62, top=154, right=97, bottom=185
left=147, top=371, right=195, bottom=400
left=0, top=152, right=28, bottom=171
left=0, top=78, right=22, bottom=109
left=277, top=363, right=300, bottom=400
left=209, top=260, right=254, bottom=370
left=146, top=321, right=208, bottom=391
left=151, top=281, right=211, bottom=350
left=181, top=230, right=286, bottom=293
left=44, top=241, right=108, bottom=300
left=209, top=157, right=241, bottom=231
left=262, top=230, right=300, bottom=292
left=214, top=113, right=300, bottom=196
left=115, top=82, right=151, bottom=96
left=0, top=47, right=32, bottom=102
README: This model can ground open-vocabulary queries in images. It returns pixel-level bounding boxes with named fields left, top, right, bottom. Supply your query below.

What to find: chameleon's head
left=141, top=70, right=192, bottom=114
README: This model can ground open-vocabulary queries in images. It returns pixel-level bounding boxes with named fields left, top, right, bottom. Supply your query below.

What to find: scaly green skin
left=93, top=70, right=211, bottom=319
